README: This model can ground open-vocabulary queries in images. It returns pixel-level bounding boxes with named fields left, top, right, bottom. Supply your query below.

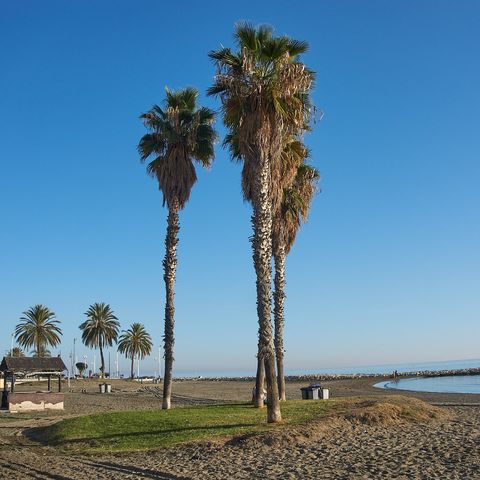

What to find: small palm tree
left=8, top=347, right=25, bottom=358
left=117, top=323, right=153, bottom=379
left=209, top=23, right=314, bottom=423
left=273, top=162, right=320, bottom=400
left=15, top=305, right=62, bottom=357
left=79, top=303, right=120, bottom=378
left=138, top=87, right=216, bottom=409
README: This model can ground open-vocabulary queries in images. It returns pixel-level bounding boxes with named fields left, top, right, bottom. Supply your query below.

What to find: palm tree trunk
left=254, top=353, right=265, bottom=406
left=131, top=355, right=134, bottom=379
left=274, top=245, right=287, bottom=401
left=162, top=200, right=180, bottom=410
left=251, top=155, right=282, bottom=423
left=99, top=346, right=105, bottom=379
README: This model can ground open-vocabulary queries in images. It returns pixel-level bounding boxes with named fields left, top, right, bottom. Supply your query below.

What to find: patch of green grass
left=40, top=400, right=337, bottom=452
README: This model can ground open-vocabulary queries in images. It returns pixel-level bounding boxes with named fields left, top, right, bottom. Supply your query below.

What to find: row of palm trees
left=139, top=23, right=318, bottom=421
left=12, top=303, right=153, bottom=379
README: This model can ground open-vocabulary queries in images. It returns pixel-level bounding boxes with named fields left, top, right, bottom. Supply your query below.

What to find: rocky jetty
left=174, top=367, right=480, bottom=382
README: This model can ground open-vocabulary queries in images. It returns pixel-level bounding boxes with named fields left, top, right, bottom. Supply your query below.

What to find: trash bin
left=300, top=384, right=322, bottom=400
left=105, top=383, right=111, bottom=393
left=321, top=388, right=329, bottom=400
left=99, top=383, right=106, bottom=394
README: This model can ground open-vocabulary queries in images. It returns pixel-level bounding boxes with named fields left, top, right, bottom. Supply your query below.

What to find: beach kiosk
left=0, top=356, right=66, bottom=412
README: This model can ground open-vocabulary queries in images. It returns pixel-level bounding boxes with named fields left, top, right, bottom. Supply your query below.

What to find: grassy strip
left=40, top=400, right=337, bottom=452
left=38, top=396, right=443, bottom=453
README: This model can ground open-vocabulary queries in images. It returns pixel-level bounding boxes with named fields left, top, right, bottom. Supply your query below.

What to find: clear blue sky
left=1, top=1, right=479, bottom=376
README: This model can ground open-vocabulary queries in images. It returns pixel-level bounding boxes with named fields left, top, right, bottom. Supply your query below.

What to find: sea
left=169, top=358, right=480, bottom=379
left=375, top=375, right=480, bottom=395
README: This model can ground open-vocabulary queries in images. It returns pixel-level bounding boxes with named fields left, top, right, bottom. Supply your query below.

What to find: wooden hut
left=0, top=356, right=66, bottom=412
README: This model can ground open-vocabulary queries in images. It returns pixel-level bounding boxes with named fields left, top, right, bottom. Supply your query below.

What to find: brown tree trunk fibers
left=274, top=246, right=287, bottom=401
left=99, top=345, right=105, bottom=379
left=162, top=200, right=180, bottom=410
left=251, top=152, right=282, bottom=423
left=254, top=354, right=266, bottom=407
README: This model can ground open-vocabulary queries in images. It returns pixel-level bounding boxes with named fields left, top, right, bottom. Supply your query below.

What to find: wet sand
left=1, top=377, right=479, bottom=479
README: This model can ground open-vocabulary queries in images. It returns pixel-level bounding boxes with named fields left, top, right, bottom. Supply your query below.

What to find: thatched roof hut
left=0, top=356, right=66, bottom=375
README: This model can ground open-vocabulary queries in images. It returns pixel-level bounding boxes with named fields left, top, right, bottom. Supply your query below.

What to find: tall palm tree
left=209, top=23, right=313, bottom=422
left=273, top=162, right=320, bottom=400
left=117, top=323, right=153, bottom=379
left=15, top=305, right=62, bottom=357
left=79, top=303, right=120, bottom=378
left=138, top=87, right=216, bottom=409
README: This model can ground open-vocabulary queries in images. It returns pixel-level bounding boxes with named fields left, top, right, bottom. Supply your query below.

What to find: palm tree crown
left=80, top=303, right=120, bottom=349
left=208, top=22, right=314, bottom=212
left=117, top=323, right=153, bottom=360
left=117, top=323, right=153, bottom=379
left=80, top=302, right=120, bottom=376
left=273, top=162, right=320, bottom=255
left=14, top=305, right=62, bottom=357
left=138, top=87, right=216, bottom=210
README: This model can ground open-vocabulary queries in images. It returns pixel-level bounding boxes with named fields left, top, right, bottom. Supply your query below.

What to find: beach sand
left=0, top=377, right=479, bottom=479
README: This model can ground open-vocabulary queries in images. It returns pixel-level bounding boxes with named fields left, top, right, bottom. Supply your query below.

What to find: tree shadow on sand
left=2, top=460, right=73, bottom=480
left=4, top=458, right=191, bottom=479
left=74, top=459, right=193, bottom=479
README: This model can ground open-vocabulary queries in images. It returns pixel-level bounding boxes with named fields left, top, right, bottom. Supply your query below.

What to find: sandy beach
left=1, top=377, right=479, bottom=479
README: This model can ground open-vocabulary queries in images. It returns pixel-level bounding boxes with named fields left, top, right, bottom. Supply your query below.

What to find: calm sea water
left=375, top=375, right=480, bottom=394
left=170, top=358, right=480, bottom=379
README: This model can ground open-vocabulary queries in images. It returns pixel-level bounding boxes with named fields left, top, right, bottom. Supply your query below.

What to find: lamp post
left=83, top=354, right=88, bottom=378
left=73, top=338, right=77, bottom=377
left=158, top=346, right=162, bottom=378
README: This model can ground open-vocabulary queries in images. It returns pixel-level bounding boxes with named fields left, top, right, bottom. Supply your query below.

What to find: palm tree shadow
left=75, top=459, right=192, bottom=479
left=3, top=460, right=72, bottom=480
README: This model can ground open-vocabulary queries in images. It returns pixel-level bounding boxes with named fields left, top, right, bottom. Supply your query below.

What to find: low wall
left=7, top=392, right=64, bottom=412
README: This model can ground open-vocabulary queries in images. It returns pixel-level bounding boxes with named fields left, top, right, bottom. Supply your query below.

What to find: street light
left=83, top=355, right=88, bottom=378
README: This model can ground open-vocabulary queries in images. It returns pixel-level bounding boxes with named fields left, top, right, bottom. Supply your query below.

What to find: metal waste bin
left=99, top=383, right=106, bottom=394
left=105, top=383, right=111, bottom=393
left=321, top=388, right=329, bottom=400
left=300, top=384, right=321, bottom=400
